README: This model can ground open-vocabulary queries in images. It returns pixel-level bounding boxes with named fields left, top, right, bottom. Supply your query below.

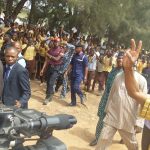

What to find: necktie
left=4, top=66, right=10, bottom=80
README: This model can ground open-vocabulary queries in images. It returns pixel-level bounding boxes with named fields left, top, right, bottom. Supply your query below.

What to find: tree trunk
left=5, top=0, right=13, bottom=19
left=28, top=0, right=36, bottom=25
left=11, top=0, right=27, bottom=21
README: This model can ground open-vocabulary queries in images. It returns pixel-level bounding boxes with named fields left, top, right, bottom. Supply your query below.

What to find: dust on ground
left=27, top=80, right=142, bottom=150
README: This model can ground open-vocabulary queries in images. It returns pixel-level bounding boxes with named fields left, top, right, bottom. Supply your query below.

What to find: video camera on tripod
left=0, top=105, right=77, bottom=150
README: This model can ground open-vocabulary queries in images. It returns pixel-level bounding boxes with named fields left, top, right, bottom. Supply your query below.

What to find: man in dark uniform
left=66, top=44, right=88, bottom=106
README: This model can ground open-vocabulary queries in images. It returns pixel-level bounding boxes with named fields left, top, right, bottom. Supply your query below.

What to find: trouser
left=46, top=65, right=60, bottom=96
left=55, top=74, right=68, bottom=97
left=95, top=115, right=106, bottom=141
left=36, top=55, right=45, bottom=83
left=71, top=76, right=83, bottom=105
left=96, top=123, right=138, bottom=150
left=142, top=124, right=150, bottom=150
left=55, top=74, right=64, bottom=92
left=61, top=75, right=68, bottom=97
left=92, top=71, right=105, bottom=91
left=87, top=71, right=95, bottom=91
left=26, top=59, right=36, bottom=79
left=103, top=71, right=109, bottom=85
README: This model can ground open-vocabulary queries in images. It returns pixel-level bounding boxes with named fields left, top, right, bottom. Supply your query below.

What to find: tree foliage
left=2, top=0, right=28, bottom=20
left=0, top=0, right=4, bottom=13
left=0, top=0, right=150, bottom=48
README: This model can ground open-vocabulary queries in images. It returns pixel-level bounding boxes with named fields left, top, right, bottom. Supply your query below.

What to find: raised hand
left=123, top=39, right=142, bottom=68
left=15, top=100, right=21, bottom=108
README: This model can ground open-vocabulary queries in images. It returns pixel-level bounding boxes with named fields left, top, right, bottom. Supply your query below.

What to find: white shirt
left=95, top=51, right=100, bottom=57
left=88, top=54, right=97, bottom=71
left=104, top=71, right=147, bottom=133
left=18, top=53, right=26, bottom=68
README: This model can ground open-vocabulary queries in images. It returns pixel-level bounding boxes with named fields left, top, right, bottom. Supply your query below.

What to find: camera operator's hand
left=15, top=100, right=21, bottom=108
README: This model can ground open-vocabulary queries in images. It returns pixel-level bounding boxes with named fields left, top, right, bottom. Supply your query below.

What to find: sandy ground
left=27, top=80, right=143, bottom=150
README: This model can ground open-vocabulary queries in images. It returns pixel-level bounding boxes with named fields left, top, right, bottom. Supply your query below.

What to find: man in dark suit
left=2, top=47, right=31, bottom=108
left=0, top=60, right=3, bottom=99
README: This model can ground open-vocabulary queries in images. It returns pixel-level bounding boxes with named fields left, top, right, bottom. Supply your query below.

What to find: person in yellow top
left=23, top=38, right=36, bottom=79
left=36, top=41, right=48, bottom=84
left=39, top=43, right=48, bottom=57
left=0, top=35, right=3, bottom=49
left=24, top=44, right=36, bottom=61
left=0, top=28, right=4, bottom=49
left=39, top=33, right=46, bottom=42
left=102, top=50, right=113, bottom=89
left=22, top=37, right=28, bottom=50
left=103, top=50, right=113, bottom=72
left=123, top=39, right=150, bottom=150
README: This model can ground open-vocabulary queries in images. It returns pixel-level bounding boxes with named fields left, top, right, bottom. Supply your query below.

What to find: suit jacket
left=0, top=60, right=3, bottom=98
left=2, top=62, right=31, bottom=108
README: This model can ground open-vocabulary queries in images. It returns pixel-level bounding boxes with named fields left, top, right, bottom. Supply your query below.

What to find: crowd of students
left=0, top=22, right=149, bottom=93
left=0, top=21, right=150, bottom=149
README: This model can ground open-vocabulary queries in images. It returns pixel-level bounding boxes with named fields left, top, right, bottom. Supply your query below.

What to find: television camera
left=0, top=105, right=77, bottom=150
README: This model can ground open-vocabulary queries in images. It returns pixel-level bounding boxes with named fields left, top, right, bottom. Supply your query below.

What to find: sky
left=24, top=0, right=31, bottom=9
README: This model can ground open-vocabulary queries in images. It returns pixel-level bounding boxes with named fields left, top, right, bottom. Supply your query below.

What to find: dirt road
left=28, top=80, right=142, bottom=150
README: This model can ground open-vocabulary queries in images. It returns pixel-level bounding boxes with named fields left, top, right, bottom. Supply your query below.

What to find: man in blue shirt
left=66, top=44, right=88, bottom=106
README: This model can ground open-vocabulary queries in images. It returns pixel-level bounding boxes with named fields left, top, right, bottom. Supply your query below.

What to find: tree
left=1, top=0, right=150, bottom=49
left=11, top=0, right=28, bottom=20
left=3, top=0, right=27, bottom=21
left=110, top=0, right=150, bottom=48
left=0, top=0, right=4, bottom=14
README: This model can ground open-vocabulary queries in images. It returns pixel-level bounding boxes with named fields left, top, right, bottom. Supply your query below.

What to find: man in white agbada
left=96, top=71, right=147, bottom=150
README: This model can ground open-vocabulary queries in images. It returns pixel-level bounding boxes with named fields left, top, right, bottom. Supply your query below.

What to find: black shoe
left=43, top=95, right=53, bottom=105
left=89, top=139, right=97, bottom=146
left=68, top=103, right=76, bottom=106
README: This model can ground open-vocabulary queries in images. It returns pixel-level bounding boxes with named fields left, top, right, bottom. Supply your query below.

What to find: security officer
left=66, top=44, right=88, bottom=106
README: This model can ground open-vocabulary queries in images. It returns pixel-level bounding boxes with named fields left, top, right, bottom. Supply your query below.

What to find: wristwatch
left=140, top=98, right=150, bottom=120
